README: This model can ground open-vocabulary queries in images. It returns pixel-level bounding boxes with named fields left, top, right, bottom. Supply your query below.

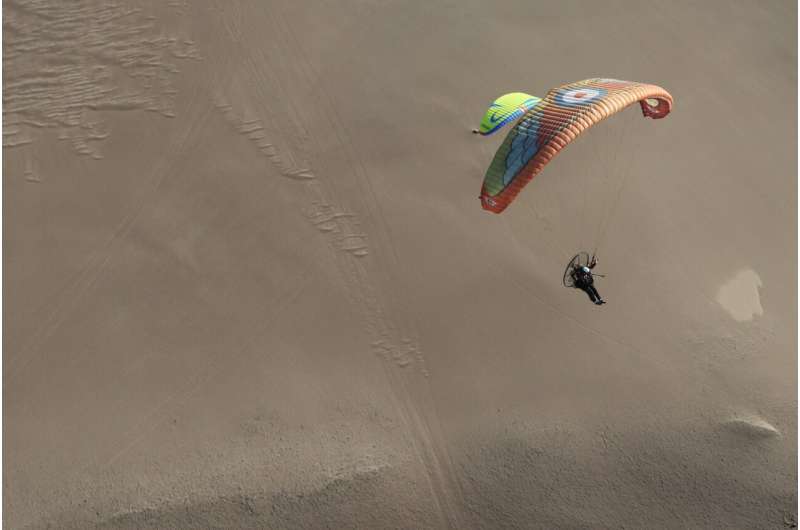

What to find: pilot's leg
left=588, top=285, right=603, bottom=304
left=581, top=285, right=598, bottom=303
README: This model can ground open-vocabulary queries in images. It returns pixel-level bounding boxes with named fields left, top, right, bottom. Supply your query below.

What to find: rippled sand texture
left=4, top=1, right=796, bottom=529
left=4, top=1, right=200, bottom=157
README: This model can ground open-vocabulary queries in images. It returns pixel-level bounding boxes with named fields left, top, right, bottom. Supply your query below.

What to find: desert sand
left=3, top=1, right=797, bottom=528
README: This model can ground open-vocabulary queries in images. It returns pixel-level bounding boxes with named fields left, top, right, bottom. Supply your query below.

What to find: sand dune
left=4, top=1, right=796, bottom=528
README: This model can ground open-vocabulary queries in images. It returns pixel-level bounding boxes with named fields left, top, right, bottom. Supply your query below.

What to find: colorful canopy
left=479, top=79, right=673, bottom=213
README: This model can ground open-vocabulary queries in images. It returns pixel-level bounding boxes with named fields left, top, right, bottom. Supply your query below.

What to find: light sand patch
left=717, top=269, right=763, bottom=321
left=722, top=414, right=780, bottom=438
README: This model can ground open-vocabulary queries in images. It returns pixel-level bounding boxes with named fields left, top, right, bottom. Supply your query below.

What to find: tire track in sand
left=6, top=99, right=212, bottom=383
left=5, top=0, right=205, bottom=380
left=211, top=3, right=466, bottom=527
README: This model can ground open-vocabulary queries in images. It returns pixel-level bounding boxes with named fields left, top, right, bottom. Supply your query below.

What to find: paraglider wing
left=477, top=92, right=542, bottom=136
left=479, top=79, right=673, bottom=213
